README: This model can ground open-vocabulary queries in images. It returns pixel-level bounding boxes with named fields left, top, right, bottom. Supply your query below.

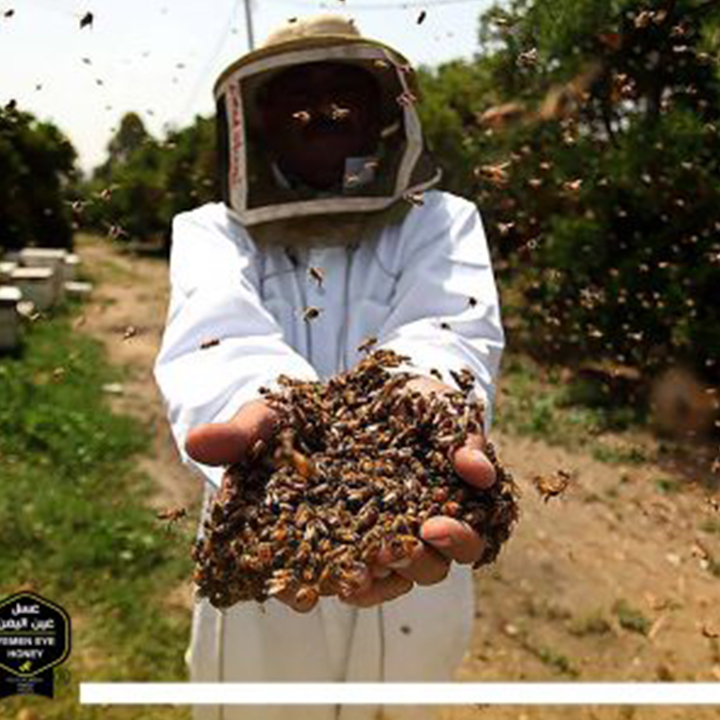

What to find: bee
left=294, top=585, right=319, bottom=608
left=467, top=296, right=478, bottom=308
left=403, top=191, right=425, bottom=206
left=634, top=10, right=653, bottom=29
left=200, top=338, right=220, bottom=350
left=291, top=450, right=316, bottom=479
left=440, top=322, right=451, bottom=330
left=330, top=104, right=351, bottom=121
left=701, top=623, right=719, bottom=640
left=156, top=507, right=187, bottom=528
left=307, top=266, right=324, bottom=288
left=417, top=10, right=426, bottom=24
left=396, top=90, right=418, bottom=107
left=532, top=470, right=572, bottom=503
left=357, top=336, right=378, bottom=353
left=563, top=179, right=583, bottom=193
left=291, top=110, right=312, bottom=125
left=475, top=161, right=510, bottom=187
left=80, top=11, right=93, bottom=29
left=301, top=306, right=322, bottom=322
left=517, top=48, right=538, bottom=67
left=248, top=438, right=267, bottom=462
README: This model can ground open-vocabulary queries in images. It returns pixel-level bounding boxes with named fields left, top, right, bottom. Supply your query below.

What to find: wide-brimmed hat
left=213, top=14, right=441, bottom=230
left=215, top=15, right=419, bottom=132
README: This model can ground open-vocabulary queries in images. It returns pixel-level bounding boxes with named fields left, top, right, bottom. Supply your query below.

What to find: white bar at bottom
left=80, top=683, right=720, bottom=705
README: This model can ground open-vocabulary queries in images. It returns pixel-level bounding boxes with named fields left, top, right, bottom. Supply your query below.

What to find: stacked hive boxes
left=0, top=248, right=89, bottom=352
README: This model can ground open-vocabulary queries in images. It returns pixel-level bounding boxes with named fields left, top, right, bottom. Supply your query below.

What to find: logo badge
left=0, top=592, right=71, bottom=699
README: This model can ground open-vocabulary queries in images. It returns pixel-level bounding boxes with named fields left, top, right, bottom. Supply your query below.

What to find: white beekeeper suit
left=154, top=14, right=505, bottom=720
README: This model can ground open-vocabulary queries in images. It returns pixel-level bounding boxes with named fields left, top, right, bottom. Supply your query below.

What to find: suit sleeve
left=376, top=195, right=505, bottom=433
left=154, top=206, right=319, bottom=488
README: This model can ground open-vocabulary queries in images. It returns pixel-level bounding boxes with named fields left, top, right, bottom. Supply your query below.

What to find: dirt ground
left=75, top=234, right=720, bottom=720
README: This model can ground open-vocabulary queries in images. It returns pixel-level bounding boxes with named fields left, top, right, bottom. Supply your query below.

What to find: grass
left=592, top=445, right=648, bottom=465
left=515, top=630, right=580, bottom=677
left=568, top=610, right=613, bottom=637
left=496, top=353, right=648, bottom=461
left=700, top=518, right=720, bottom=535
left=654, top=477, right=683, bottom=494
left=0, top=302, right=193, bottom=719
left=613, top=599, right=651, bottom=636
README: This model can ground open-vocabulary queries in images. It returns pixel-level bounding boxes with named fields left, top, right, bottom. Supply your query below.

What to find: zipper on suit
left=340, top=242, right=358, bottom=373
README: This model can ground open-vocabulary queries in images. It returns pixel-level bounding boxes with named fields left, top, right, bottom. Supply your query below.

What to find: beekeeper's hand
left=186, top=398, right=332, bottom=613
left=339, top=375, right=496, bottom=609
left=185, top=398, right=281, bottom=467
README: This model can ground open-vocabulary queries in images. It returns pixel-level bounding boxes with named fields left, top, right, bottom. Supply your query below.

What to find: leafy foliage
left=420, top=0, right=720, bottom=383
left=81, top=113, right=218, bottom=248
left=0, top=101, right=78, bottom=252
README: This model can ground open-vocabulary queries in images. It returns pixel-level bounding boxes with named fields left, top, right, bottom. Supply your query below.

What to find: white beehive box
left=20, top=248, right=68, bottom=302
left=64, top=280, right=93, bottom=298
left=10, top=267, right=57, bottom=311
left=63, top=253, right=81, bottom=282
left=0, top=285, right=22, bottom=351
left=19, top=247, right=67, bottom=267
left=0, top=261, right=18, bottom=283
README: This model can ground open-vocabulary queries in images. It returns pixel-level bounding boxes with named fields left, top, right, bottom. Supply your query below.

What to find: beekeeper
left=154, top=14, right=505, bottom=720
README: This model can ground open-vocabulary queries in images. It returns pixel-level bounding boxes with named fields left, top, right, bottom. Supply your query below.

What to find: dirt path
left=75, top=234, right=200, bottom=514
left=75, top=235, right=720, bottom=720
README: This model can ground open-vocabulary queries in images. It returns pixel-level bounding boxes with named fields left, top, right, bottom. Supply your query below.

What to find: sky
left=0, top=0, right=497, bottom=173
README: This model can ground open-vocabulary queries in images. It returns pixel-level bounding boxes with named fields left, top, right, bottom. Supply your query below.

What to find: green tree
left=420, top=0, right=720, bottom=383
left=81, top=114, right=217, bottom=249
left=0, top=102, right=77, bottom=252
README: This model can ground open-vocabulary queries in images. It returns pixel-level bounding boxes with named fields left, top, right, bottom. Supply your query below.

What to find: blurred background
left=1, top=1, right=720, bottom=719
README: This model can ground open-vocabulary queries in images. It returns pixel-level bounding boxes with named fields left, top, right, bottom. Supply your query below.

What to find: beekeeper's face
left=259, top=62, right=382, bottom=190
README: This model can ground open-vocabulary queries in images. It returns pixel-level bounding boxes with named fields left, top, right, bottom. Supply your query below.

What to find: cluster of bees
left=191, top=348, right=519, bottom=609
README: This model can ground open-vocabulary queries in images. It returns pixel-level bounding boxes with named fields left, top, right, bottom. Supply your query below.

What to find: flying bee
left=476, top=161, right=510, bottom=187
left=156, top=507, right=187, bottom=529
left=200, top=337, right=221, bottom=350
left=517, top=47, right=538, bottom=67
left=403, top=191, right=425, bottom=206
left=291, top=109, right=312, bottom=125
left=357, top=335, right=378, bottom=353
left=396, top=90, right=418, bottom=107
left=532, top=470, right=572, bottom=503
left=467, top=296, right=478, bottom=308
left=563, top=179, right=583, bottom=193
left=330, top=104, right=351, bottom=121
left=417, top=10, right=426, bottom=24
